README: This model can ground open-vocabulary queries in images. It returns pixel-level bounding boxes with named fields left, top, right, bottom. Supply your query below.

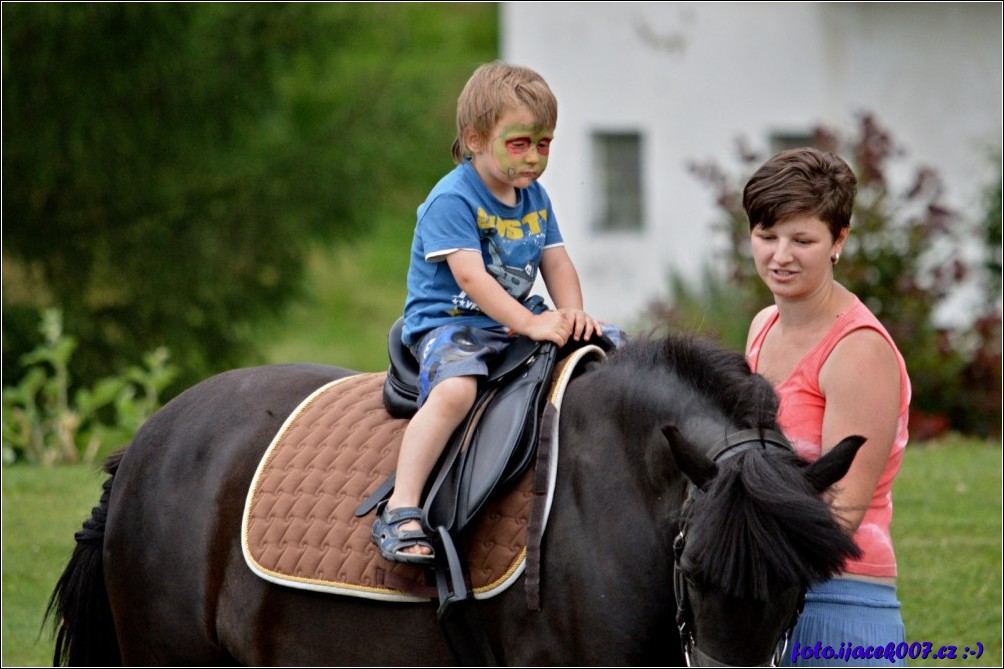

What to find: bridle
left=672, top=429, right=805, bottom=667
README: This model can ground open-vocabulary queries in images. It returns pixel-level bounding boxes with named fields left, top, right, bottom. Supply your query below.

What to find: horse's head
left=663, top=425, right=865, bottom=667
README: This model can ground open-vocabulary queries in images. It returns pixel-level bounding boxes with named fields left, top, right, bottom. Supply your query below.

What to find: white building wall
left=502, top=2, right=1003, bottom=327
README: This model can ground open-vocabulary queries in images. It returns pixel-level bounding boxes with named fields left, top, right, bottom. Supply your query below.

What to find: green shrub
left=1, top=308, right=176, bottom=465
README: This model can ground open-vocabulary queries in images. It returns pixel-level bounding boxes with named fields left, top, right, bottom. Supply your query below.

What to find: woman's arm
left=818, top=328, right=902, bottom=532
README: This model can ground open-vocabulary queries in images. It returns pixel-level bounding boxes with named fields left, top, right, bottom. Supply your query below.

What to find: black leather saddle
left=359, top=317, right=614, bottom=665
left=368, top=317, right=616, bottom=530
left=359, top=317, right=556, bottom=532
left=381, top=317, right=545, bottom=421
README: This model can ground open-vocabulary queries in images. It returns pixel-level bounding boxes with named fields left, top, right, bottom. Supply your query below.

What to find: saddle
left=239, top=322, right=609, bottom=665
left=369, top=318, right=554, bottom=531
left=367, top=318, right=615, bottom=533
left=358, top=318, right=613, bottom=662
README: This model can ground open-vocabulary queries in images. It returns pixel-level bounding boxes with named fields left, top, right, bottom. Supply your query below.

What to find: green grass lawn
left=894, top=439, right=1003, bottom=664
left=2, top=437, right=1000, bottom=666
left=2, top=462, right=107, bottom=667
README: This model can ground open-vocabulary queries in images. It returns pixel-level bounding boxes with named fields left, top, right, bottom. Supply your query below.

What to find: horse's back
left=103, top=363, right=355, bottom=664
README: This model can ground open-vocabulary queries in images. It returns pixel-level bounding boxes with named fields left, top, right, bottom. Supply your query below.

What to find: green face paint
left=491, top=123, right=553, bottom=177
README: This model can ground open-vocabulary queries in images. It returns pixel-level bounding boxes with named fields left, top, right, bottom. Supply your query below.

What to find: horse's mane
left=607, top=333, right=859, bottom=599
left=607, top=333, right=781, bottom=431
left=682, top=448, right=860, bottom=599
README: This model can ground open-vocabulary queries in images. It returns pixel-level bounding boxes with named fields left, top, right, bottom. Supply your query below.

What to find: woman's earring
left=831, top=252, right=841, bottom=265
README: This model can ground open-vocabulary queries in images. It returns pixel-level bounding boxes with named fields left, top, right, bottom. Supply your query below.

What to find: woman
left=743, top=147, right=910, bottom=666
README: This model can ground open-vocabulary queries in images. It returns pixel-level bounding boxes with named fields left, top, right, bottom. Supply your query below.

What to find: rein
left=673, top=428, right=804, bottom=668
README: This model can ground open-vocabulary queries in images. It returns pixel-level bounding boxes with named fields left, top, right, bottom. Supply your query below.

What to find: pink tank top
left=747, top=297, right=911, bottom=578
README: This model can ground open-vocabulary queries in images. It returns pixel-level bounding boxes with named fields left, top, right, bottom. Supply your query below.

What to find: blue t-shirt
left=402, top=160, right=565, bottom=345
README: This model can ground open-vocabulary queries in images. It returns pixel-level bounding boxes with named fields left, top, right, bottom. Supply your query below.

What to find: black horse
left=47, top=333, right=862, bottom=666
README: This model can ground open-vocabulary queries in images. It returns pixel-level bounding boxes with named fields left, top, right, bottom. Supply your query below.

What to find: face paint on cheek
left=492, top=137, right=528, bottom=177
left=493, top=132, right=552, bottom=178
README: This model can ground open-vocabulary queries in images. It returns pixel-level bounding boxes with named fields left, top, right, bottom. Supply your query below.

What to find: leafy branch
left=2, top=309, right=177, bottom=465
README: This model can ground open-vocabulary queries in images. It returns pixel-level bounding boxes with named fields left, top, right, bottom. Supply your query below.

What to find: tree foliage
left=2, top=3, right=498, bottom=392
left=646, top=113, right=1002, bottom=438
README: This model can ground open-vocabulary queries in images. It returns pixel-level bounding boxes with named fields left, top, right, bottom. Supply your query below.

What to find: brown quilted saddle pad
left=241, top=371, right=537, bottom=602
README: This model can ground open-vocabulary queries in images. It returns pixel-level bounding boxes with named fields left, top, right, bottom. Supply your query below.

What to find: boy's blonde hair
left=451, top=61, right=558, bottom=164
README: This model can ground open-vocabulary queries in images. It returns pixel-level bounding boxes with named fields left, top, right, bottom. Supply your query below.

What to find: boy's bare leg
left=386, top=375, right=477, bottom=556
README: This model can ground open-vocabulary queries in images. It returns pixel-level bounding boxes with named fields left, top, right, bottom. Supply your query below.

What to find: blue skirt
left=781, top=578, right=906, bottom=667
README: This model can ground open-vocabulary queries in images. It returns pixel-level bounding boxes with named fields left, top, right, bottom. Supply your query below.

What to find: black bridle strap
left=708, top=428, right=792, bottom=463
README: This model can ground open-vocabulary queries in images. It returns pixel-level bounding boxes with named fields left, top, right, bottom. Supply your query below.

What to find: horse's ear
left=803, top=435, right=867, bottom=492
left=662, top=425, right=718, bottom=489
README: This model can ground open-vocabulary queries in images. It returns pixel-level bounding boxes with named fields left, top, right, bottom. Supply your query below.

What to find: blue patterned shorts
left=410, top=321, right=627, bottom=407
left=410, top=325, right=513, bottom=408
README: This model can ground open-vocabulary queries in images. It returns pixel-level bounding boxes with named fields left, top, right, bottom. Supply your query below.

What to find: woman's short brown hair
left=742, top=147, right=857, bottom=240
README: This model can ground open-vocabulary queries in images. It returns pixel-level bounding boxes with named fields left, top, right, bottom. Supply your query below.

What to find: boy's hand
left=558, top=307, right=597, bottom=342
left=520, top=310, right=572, bottom=346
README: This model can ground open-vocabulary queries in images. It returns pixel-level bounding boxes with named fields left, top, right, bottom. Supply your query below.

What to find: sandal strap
left=384, top=527, right=428, bottom=542
left=371, top=503, right=436, bottom=564
left=381, top=505, right=424, bottom=527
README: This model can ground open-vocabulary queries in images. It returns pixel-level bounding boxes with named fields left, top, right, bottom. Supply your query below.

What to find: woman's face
left=750, top=215, right=846, bottom=300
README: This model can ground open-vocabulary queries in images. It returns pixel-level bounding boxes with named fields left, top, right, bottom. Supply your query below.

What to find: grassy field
left=893, top=439, right=1003, bottom=661
left=2, top=436, right=1000, bottom=666
left=1, top=463, right=108, bottom=667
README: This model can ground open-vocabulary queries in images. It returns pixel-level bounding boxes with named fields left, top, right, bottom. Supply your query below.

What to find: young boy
left=371, top=61, right=617, bottom=564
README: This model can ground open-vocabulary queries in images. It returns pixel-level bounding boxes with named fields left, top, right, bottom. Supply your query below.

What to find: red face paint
left=504, top=136, right=552, bottom=156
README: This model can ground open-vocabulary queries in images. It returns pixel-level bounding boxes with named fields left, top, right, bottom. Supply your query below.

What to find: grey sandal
left=370, top=502, right=435, bottom=565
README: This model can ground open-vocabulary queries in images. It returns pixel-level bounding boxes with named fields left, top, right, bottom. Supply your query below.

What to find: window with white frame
left=591, top=131, right=643, bottom=232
